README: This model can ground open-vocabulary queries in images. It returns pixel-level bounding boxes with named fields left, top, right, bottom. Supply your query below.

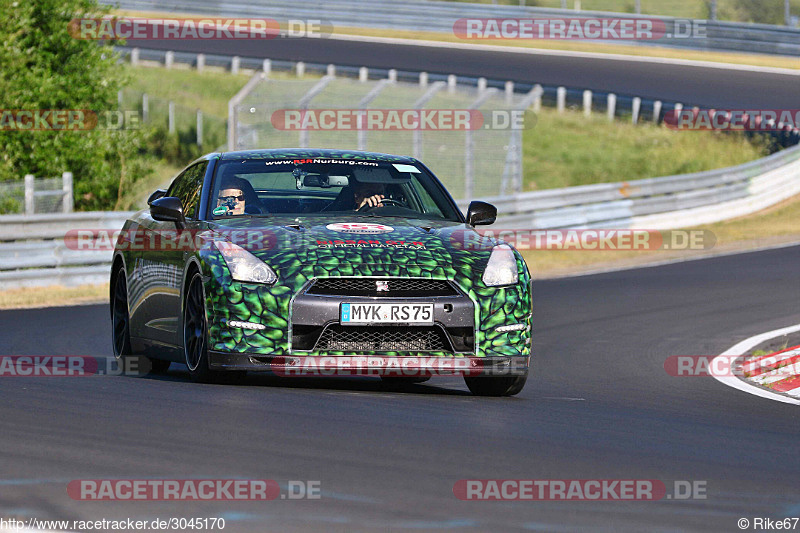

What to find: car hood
left=207, top=216, right=500, bottom=279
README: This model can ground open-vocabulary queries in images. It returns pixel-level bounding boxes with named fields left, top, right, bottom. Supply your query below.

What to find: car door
left=134, top=161, right=208, bottom=348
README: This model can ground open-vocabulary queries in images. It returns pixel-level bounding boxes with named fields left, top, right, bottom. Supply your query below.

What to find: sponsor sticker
left=393, top=164, right=422, bottom=173
left=326, top=223, right=394, bottom=234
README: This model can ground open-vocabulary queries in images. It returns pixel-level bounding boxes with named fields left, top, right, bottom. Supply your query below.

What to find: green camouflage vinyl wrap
left=200, top=216, right=532, bottom=358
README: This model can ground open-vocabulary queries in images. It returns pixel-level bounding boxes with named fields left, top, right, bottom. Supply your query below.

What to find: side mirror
left=466, top=201, right=497, bottom=226
left=147, top=189, right=167, bottom=205
left=150, top=196, right=185, bottom=225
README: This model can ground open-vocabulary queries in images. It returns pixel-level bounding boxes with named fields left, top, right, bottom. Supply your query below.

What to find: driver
left=216, top=176, right=248, bottom=215
left=353, top=181, right=386, bottom=210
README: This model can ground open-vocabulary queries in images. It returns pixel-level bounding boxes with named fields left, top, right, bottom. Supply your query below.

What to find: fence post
left=168, top=101, right=175, bottom=133
left=296, top=61, right=305, bottom=77
left=165, top=51, right=174, bottom=69
left=130, top=47, right=139, bottom=66
left=388, top=69, right=397, bottom=82
left=632, top=97, right=642, bottom=124
left=359, top=66, right=368, bottom=82
left=62, top=172, right=73, bottom=213
left=607, top=93, right=617, bottom=121
left=326, top=64, right=336, bottom=77
left=420, top=72, right=428, bottom=88
left=24, top=174, right=34, bottom=216
left=117, top=90, right=123, bottom=109
left=653, top=100, right=663, bottom=123
left=196, top=110, right=203, bottom=147
left=464, top=130, right=474, bottom=201
left=447, top=74, right=457, bottom=93
left=557, top=86, right=566, bottom=113
left=263, top=59, right=271, bottom=76
left=477, top=77, right=487, bottom=92
left=231, top=56, right=240, bottom=74
left=142, top=93, right=149, bottom=123
left=196, top=53, right=205, bottom=72
left=583, top=90, right=592, bottom=117
left=533, top=84, right=542, bottom=113
left=505, top=81, right=514, bottom=105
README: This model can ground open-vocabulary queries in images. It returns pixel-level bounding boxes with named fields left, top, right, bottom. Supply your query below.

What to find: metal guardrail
left=0, top=212, right=133, bottom=289
left=105, top=0, right=800, bottom=56
left=455, top=144, right=800, bottom=228
left=2, top=143, right=799, bottom=288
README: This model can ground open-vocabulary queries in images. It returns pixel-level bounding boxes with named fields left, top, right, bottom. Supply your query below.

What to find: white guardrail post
left=62, top=172, right=73, bottom=213
left=24, top=175, right=34, bottom=215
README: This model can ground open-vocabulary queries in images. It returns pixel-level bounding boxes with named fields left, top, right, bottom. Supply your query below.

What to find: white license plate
left=340, top=303, right=434, bottom=325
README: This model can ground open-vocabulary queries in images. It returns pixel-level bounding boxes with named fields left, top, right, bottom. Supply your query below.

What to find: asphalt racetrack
left=128, top=34, right=800, bottom=109
left=1, top=245, right=799, bottom=531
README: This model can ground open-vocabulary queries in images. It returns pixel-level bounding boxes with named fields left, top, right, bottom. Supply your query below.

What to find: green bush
left=0, top=0, right=153, bottom=211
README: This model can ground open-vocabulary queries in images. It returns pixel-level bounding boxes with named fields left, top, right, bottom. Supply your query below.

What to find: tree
left=0, top=0, right=151, bottom=210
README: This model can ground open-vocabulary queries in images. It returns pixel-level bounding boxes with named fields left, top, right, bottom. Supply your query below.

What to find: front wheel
left=183, top=272, right=244, bottom=384
left=464, top=373, right=527, bottom=397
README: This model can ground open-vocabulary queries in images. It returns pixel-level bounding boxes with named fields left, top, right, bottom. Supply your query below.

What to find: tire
left=183, top=271, right=244, bottom=384
left=464, top=372, right=528, bottom=397
left=111, top=266, right=171, bottom=376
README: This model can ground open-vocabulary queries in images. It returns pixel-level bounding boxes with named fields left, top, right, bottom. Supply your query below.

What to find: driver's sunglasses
left=220, top=195, right=245, bottom=202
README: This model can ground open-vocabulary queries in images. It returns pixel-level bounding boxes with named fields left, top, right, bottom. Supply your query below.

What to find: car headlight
left=482, top=244, right=519, bottom=287
left=214, top=241, right=278, bottom=284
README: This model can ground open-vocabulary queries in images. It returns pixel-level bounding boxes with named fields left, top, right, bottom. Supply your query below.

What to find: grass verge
left=522, top=108, right=767, bottom=189
left=0, top=284, right=109, bottom=310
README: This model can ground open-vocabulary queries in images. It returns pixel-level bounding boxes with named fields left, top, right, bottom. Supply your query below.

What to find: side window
left=167, top=162, right=208, bottom=219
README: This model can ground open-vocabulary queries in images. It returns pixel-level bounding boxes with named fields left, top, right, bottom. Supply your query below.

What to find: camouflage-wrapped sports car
left=111, top=149, right=532, bottom=396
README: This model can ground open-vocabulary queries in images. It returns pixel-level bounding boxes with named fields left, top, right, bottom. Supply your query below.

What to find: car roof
left=218, top=148, right=417, bottom=163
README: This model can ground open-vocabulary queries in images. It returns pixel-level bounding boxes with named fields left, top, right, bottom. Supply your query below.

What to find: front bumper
left=208, top=351, right=530, bottom=376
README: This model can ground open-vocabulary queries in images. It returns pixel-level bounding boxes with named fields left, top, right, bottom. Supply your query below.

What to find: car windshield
left=209, top=159, right=462, bottom=222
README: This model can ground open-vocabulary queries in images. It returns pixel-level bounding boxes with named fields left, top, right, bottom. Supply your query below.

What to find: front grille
left=313, top=325, right=452, bottom=352
left=307, top=278, right=458, bottom=297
